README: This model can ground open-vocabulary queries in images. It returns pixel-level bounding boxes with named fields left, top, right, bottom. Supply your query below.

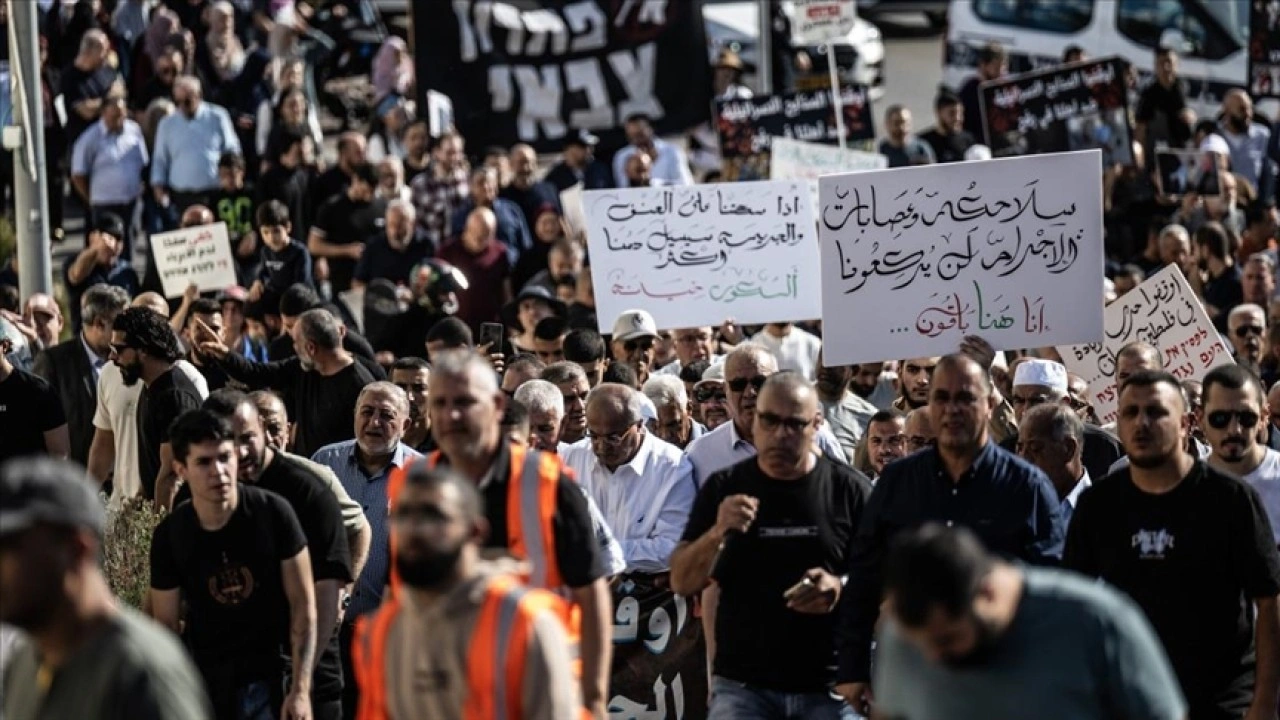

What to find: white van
left=943, top=0, right=1263, bottom=119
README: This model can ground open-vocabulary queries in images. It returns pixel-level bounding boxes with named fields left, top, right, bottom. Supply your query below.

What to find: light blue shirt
left=1219, top=121, right=1272, bottom=188
left=71, top=119, right=148, bottom=206
left=685, top=418, right=847, bottom=488
left=310, top=439, right=421, bottom=618
left=150, top=101, right=241, bottom=192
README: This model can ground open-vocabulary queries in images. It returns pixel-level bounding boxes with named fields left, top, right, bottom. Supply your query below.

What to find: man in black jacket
left=34, top=284, right=130, bottom=464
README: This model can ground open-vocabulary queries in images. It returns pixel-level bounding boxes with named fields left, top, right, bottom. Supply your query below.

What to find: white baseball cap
left=611, top=309, right=658, bottom=343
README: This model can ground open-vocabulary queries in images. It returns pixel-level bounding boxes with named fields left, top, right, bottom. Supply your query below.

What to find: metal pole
left=757, top=0, right=773, bottom=94
left=828, top=43, right=846, bottom=149
left=9, top=0, right=53, bottom=300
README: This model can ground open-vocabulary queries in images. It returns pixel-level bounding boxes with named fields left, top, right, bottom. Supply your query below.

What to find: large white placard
left=585, top=181, right=820, bottom=332
left=1059, top=264, right=1232, bottom=425
left=151, top=222, right=238, bottom=299
left=770, top=138, right=886, bottom=209
left=817, top=150, right=1105, bottom=366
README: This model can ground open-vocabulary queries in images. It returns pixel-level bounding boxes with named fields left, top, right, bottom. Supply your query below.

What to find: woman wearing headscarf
left=195, top=0, right=247, bottom=107
left=371, top=36, right=413, bottom=104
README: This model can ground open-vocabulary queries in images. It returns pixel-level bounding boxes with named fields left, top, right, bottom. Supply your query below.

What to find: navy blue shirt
left=63, top=255, right=139, bottom=332
left=352, top=230, right=435, bottom=287
left=836, top=441, right=1066, bottom=683
left=258, top=239, right=313, bottom=299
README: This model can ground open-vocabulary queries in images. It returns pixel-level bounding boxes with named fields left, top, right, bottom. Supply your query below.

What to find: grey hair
left=542, top=361, right=588, bottom=387
left=1158, top=223, right=1189, bottom=245
left=431, top=349, right=499, bottom=395
left=357, top=381, right=410, bottom=417
left=1229, top=303, right=1265, bottom=326
left=514, top=379, right=564, bottom=417
left=1247, top=252, right=1276, bottom=272
left=1021, top=403, right=1083, bottom=448
left=298, top=308, right=342, bottom=351
left=725, top=343, right=778, bottom=375
left=642, top=375, right=687, bottom=410
left=386, top=197, right=416, bottom=220
left=81, top=284, right=130, bottom=326
left=80, top=29, right=108, bottom=54
left=174, top=75, right=203, bottom=97
left=588, top=383, right=646, bottom=424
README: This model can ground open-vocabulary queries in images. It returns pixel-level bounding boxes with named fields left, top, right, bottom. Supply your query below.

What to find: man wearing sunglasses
left=1201, top=365, right=1280, bottom=545
left=1228, top=304, right=1267, bottom=375
left=693, top=363, right=730, bottom=431
left=610, top=310, right=660, bottom=385
left=1065, top=369, right=1280, bottom=720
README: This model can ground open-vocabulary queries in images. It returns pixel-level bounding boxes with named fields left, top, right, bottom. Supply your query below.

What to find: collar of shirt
left=344, top=440, right=415, bottom=479
left=1064, top=470, right=1092, bottom=509
left=591, top=431, right=655, bottom=480
left=726, top=420, right=753, bottom=452
left=80, top=333, right=107, bottom=372
left=930, top=441, right=1000, bottom=485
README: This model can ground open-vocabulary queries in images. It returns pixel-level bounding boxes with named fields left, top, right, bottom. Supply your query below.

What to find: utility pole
left=6, top=0, right=53, bottom=300
left=757, top=0, right=773, bottom=94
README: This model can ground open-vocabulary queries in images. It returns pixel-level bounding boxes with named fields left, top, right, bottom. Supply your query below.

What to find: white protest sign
left=560, top=183, right=586, bottom=241
left=151, top=222, right=238, bottom=299
left=770, top=138, right=886, bottom=209
left=793, top=0, right=857, bottom=44
left=1058, top=264, right=1232, bottom=426
left=585, top=181, right=820, bottom=332
left=817, top=150, right=1105, bottom=366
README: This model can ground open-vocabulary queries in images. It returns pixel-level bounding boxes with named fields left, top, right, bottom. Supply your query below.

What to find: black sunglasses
left=1234, top=325, right=1264, bottom=338
left=756, top=411, right=811, bottom=433
left=1207, top=410, right=1260, bottom=430
left=624, top=337, right=655, bottom=353
left=728, top=375, right=768, bottom=393
left=694, top=386, right=726, bottom=403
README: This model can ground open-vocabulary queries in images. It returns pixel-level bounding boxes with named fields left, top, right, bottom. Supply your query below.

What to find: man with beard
left=1065, top=370, right=1280, bottom=719
left=816, top=352, right=879, bottom=464
left=642, top=375, right=702, bottom=449
left=150, top=410, right=316, bottom=720
left=0, top=457, right=211, bottom=720
left=1198, top=365, right=1280, bottom=544
left=308, top=163, right=387, bottom=297
left=672, top=373, right=871, bottom=719
left=353, top=466, right=580, bottom=719
left=694, top=363, right=731, bottom=431
left=387, top=350, right=612, bottom=718
left=836, top=354, right=1065, bottom=715
left=893, top=357, right=939, bottom=413
left=1230, top=304, right=1267, bottom=375
left=858, top=409, right=907, bottom=481
left=851, top=361, right=897, bottom=410
left=1243, top=254, right=1275, bottom=310
left=502, top=144, right=562, bottom=229
left=195, top=391, right=357, bottom=720
left=610, top=310, right=660, bottom=386
left=872, top=524, right=1186, bottom=720
left=1219, top=89, right=1272, bottom=190
left=656, top=326, right=720, bottom=377
left=389, top=357, right=434, bottom=453
left=109, top=307, right=203, bottom=510
left=309, top=382, right=420, bottom=718
left=198, top=307, right=378, bottom=457
left=543, top=361, right=592, bottom=445
left=351, top=200, right=434, bottom=290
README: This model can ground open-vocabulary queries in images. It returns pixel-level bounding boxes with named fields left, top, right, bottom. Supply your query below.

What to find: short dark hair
left=1202, top=364, right=1265, bottom=407
left=482, top=145, right=507, bottom=161
left=603, top=361, right=639, bottom=389
left=681, top=359, right=710, bottom=385
left=273, top=126, right=308, bottom=162
left=505, top=353, right=545, bottom=380
left=534, top=316, right=568, bottom=341
left=501, top=397, right=530, bottom=431
left=869, top=408, right=906, bottom=425
left=350, top=162, right=378, bottom=186
left=400, top=465, right=485, bottom=522
left=391, top=356, right=431, bottom=372
left=1246, top=201, right=1276, bottom=228
left=624, top=112, right=651, bottom=126
left=169, top=409, right=234, bottom=463
left=112, top=307, right=183, bottom=362
left=934, top=354, right=992, bottom=396
left=426, top=317, right=473, bottom=347
left=976, top=42, right=1006, bottom=65
left=1194, top=221, right=1230, bottom=261
left=279, top=284, right=321, bottom=318
left=563, top=329, right=606, bottom=363
left=1062, top=44, right=1084, bottom=62
left=1117, top=341, right=1164, bottom=370
left=1118, top=369, right=1185, bottom=411
left=885, top=524, right=994, bottom=627
left=218, top=152, right=246, bottom=172
left=185, top=298, right=222, bottom=328
left=1156, top=45, right=1177, bottom=60
left=256, top=200, right=291, bottom=229
left=203, top=388, right=252, bottom=420
left=934, top=87, right=961, bottom=110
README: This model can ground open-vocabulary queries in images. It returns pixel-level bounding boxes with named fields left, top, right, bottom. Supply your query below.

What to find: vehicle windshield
left=1197, top=0, right=1247, bottom=47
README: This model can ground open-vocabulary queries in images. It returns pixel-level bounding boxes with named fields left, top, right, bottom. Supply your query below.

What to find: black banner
left=609, top=575, right=707, bottom=719
left=1250, top=0, right=1280, bottom=99
left=980, top=56, right=1134, bottom=166
left=714, top=85, right=876, bottom=181
left=412, top=0, right=712, bottom=155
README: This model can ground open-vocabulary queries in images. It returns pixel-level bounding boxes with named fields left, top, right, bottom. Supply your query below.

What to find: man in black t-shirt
left=1064, top=370, right=1280, bottom=719
left=308, top=163, right=387, bottom=296
left=202, top=390, right=355, bottom=719
left=351, top=200, right=435, bottom=290
left=110, top=307, right=203, bottom=509
left=0, top=321, right=69, bottom=461
left=150, top=410, right=316, bottom=720
left=919, top=89, right=976, bottom=165
left=672, top=373, right=871, bottom=719
left=60, top=30, right=120, bottom=147
left=1136, top=47, right=1193, bottom=161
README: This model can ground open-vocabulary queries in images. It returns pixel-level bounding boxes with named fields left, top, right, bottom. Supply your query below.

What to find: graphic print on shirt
left=1132, top=529, right=1175, bottom=559
left=207, top=551, right=255, bottom=605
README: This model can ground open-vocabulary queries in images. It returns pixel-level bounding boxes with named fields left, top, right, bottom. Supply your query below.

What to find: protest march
left=4, top=1, right=1280, bottom=720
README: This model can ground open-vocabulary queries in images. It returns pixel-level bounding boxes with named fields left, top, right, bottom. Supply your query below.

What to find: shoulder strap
left=353, top=599, right=400, bottom=720
left=505, top=448, right=563, bottom=589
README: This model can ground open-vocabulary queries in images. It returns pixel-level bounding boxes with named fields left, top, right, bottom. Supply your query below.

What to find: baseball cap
left=611, top=309, right=658, bottom=343
left=694, top=360, right=726, bottom=389
left=0, top=456, right=105, bottom=539
left=92, top=212, right=125, bottom=240
left=565, top=128, right=599, bottom=148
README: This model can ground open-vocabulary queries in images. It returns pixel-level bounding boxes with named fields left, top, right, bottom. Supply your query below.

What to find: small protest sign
left=769, top=138, right=886, bottom=210
left=585, top=181, right=820, bottom=332
left=1059, top=264, right=1232, bottom=426
left=715, top=85, right=875, bottom=181
left=151, top=222, right=238, bottom=299
left=793, top=0, right=857, bottom=44
left=817, top=150, right=1105, bottom=366
left=1250, top=0, right=1280, bottom=99
left=980, top=56, right=1133, bottom=166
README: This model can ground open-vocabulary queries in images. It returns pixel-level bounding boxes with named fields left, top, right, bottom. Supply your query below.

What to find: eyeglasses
left=586, top=421, right=641, bottom=446
left=1010, top=394, right=1052, bottom=407
left=727, top=375, right=768, bottom=393
left=907, top=436, right=935, bottom=452
left=694, top=386, right=727, bottom=403
left=1234, top=325, right=1264, bottom=338
left=624, top=337, right=655, bottom=353
left=1206, top=410, right=1261, bottom=430
left=756, top=411, right=812, bottom=433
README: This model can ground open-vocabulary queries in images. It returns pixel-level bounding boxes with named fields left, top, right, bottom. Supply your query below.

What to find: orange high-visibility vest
left=387, top=444, right=565, bottom=594
left=352, top=574, right=570, bottom=720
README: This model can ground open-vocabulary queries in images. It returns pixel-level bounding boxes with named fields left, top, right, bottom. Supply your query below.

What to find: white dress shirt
left=1244, top=448, right=1280, bottom=545
left=750, top=327, right=822, bottom=382
left=612, top=137, right=695, bottom=187
left=560, top=432, right=695, bottom=573
left=1061, top=470, right=1092, bottom=527
left=685, top=418, right=847, bottom=487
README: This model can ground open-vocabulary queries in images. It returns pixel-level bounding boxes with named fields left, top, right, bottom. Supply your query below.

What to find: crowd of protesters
left=2, top=2, right=1280, bottom=720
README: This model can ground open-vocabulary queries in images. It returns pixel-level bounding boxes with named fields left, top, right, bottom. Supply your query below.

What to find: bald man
left=151, top=75, right=241, bottom=213
left=437, top=206, right=513, bottom=332
left=1219, top=88, right=1270, bottom=188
